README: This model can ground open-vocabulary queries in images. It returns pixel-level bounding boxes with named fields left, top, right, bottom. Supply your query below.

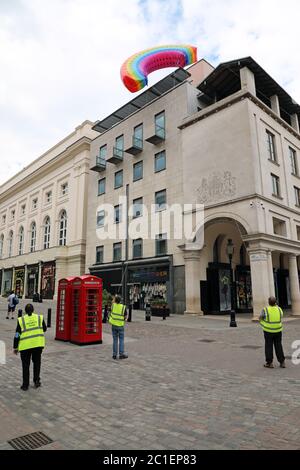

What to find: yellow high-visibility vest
left=260, top=306, right=283, bottom=333
left=18, top=314, right=45, bottom=351
left=109, top=303, right=126, bottom=327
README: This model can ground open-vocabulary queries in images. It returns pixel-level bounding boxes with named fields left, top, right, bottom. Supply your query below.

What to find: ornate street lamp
left=226, top=239, right=237, bottom=328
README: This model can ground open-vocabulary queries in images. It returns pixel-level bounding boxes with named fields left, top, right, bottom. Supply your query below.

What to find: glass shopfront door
left=236, top=267, right=253, bottom=312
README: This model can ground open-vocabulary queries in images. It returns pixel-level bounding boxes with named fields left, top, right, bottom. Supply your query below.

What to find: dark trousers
left=264, top=331, right=285, bottom=364
left=20, top=348, right=43, bottom=387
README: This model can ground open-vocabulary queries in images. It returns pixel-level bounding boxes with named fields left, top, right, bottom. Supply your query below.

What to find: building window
left=30, top=222, right=37, bottom=252
left=113, top=242, right=122, bottom=262
left=156, top=233, right=167, bottom=256
left=98, top=178, right=106, bottom=196
left=2, top=215, right=6, bottom=225
left=266, top=130, right=277, bottom=162
left=18, top=226, right=24, bottom=255
left=294, top=187, right=300, bottom=206
left=133, top=239, right=143, bottom=259
left=155, top=151, right=166, bottom=173
left=11, top=209, right=15, bottom=221
left=96, top=246, right=104, bottom=264
left=115, top=135, right=124, bottom=151
left=114, top=170, right=123, bottom=189
left=133, top=197, right=143, bottom=218
left=44, top=216, right=51, bottom=249
left=21, top=204, right=26, bottom=216
left=133, top=124, right=143, bottom=148
left=290, top=147, right=298, bottom=175
left=32, top=198, right=38, bottom=210
left=271, top=174, right=280, bottom=197
left=155, top=111, right=166, bottom=139
left=273, top=217, right=287, bottom=237
left=59, top=211, right=67, bottom=246
left=0, top=234, right=3, bottom=258
left=45, top=191, right=52, bottom=204
left=100, top=145, right=107, bottom=160
left=114, top=205, right=122, bottom=224
left=8, top=231, right=13, bottom=257
left=61, top=182, right=68, bottom=196
left=155, top=189, right=167, bottom=211
left=133, top=161, right=143, bottom=182
left=297, top=226, right=300, bottom=241
left=97, top=210, right=105, bottom=227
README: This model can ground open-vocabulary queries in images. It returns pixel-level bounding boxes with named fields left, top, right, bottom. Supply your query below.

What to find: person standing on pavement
left=7, top=290, right=18, bottom=320
left=259, top=296, right=285, bottom=369
left=13, top=304, right=47, bottom=391
left=109, top=295, right=128, bottom=360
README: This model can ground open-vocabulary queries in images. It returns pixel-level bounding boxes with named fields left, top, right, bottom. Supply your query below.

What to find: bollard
left=47, top=308, right=52, bottom=328
left=230, top=310, right=237, bottom=328
left=128, top=305, right=132, bottom=323
left=162, top=305, right=167, bottom=321
left=145, top=303, right=151, bottom=321
left=18, top=309, right=23, bottom=318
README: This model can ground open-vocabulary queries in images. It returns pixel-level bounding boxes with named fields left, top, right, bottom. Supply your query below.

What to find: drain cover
left=8, top=432, right=53, bottom=450
left=240, top=345, right=262, bottom=350
left=198, top=339, right=216, bottom=343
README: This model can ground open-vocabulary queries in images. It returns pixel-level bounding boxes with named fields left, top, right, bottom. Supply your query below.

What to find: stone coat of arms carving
left=197, top=171, right=237, bottom=204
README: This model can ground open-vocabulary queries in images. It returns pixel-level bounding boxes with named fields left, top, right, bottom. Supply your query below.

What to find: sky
left=1, top=0, right=300, bottom=185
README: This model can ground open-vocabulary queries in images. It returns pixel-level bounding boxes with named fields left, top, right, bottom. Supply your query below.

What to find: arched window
left=44, top=216, right=51, bottom=249
left=59, top=210, right=67, bottom=246
left=0, top=234, right=4, bottom=258
left=8, top=230, right=13, bottom=257
left=18, top=226, right=24, bottom=255
left=30, top=222, right=36, bottom=252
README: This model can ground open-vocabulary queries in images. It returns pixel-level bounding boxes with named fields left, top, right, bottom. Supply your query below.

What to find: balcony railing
left=125, top=136, right=143, bottom=156
left=145, top=125, right=165, bottom=145
left=107, top=147, right=124, bottom=164
left=90, top=156, right=106, bottom=172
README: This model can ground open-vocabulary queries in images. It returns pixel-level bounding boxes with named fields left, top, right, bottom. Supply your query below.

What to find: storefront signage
left=130, top=269, right=169, bottom=283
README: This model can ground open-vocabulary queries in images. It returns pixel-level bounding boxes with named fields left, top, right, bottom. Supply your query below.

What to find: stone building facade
left=86, top=57, right=300, bottom=318
left=0, top=121, right=97, bottom=299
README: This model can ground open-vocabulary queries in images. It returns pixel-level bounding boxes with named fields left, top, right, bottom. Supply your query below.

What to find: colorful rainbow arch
left=120, top=44, right=198, bottom=93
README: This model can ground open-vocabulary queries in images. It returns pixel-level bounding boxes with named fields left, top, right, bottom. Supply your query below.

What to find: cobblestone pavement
left=0, top=298, right=300, bottom=450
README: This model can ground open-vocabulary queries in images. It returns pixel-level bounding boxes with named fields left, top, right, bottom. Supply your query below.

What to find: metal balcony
left=145, top=125, right=165, bottom=145
left=125, top=136, right=143, bottom=156
left=90, top=156, right=106, bottom=172
left=107, top=147, right=124, bottom=164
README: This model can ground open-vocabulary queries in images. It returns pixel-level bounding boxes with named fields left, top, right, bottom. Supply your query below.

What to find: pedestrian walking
left=13, top=303, right=47, bottom=391
left=109, top=295, right=128, bottom=360
left=7, top=290, right=18, bottom=319
left=259, top=296, right=285, bottom=369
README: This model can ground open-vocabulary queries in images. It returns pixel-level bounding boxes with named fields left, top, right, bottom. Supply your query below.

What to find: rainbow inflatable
left=120, top=44, right=198, bottom=93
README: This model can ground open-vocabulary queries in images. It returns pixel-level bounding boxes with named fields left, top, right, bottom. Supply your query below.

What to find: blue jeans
left=112, top=326, right=125, bottom=356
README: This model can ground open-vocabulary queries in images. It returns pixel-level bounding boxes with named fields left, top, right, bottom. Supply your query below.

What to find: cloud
left=0, top=0, right=300, bottom=185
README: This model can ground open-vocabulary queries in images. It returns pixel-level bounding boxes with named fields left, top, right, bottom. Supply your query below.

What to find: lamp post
left=226, top=239, right=237, bottom=328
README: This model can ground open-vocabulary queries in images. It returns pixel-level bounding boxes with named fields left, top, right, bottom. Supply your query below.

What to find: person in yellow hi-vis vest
left=109, top=295, right=128, bottom=360
left=13, top=304, right=47, bottom=391
left=259, top=296, right=285, bottom=369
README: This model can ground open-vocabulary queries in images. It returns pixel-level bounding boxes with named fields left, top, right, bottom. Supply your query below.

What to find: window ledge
left=268, top=159, right=280, bottom=167
left=272, top=194, right=283, bottom=200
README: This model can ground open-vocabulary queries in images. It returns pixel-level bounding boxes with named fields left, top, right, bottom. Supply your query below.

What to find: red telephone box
left=55, top=277, right=76, bottom=341
left=70, top=275, right=103, bottom=345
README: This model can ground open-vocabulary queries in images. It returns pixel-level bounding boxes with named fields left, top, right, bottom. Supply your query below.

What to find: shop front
left=2, top=269, right=13, bottom=295
left=26, top=264, right=39, bottom=298
left=90, top=256, right=173, bottom=310
left=41, top=261, right=56, bottom=299
left=14, top=267, right=25, bottom=298
left=128, top=266, right=169, bottom=310
left=202, top=262, right=253, bottom=314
